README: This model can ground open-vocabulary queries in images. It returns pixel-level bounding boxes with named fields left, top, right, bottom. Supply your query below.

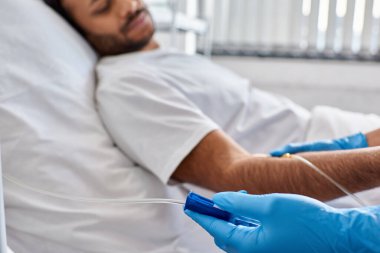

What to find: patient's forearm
left=225, top=148, right=380, bottom=201
left=173, top=130, right=380, bottom=201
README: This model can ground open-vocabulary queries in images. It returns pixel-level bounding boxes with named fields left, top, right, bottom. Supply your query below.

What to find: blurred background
left=146, top=0, right=380, bottom=114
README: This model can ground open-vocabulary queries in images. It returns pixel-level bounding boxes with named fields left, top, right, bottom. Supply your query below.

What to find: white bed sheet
left=307, top=106, right=380, bottom=208
left=0, top=0, right=220, bottom=252
left=1, top=1, right=379, bottom=252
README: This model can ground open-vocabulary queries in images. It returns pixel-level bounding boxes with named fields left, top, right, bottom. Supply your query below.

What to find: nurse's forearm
left=173, top=130, right=380, bottom=201
left=225, top=148, right=380, bottom=201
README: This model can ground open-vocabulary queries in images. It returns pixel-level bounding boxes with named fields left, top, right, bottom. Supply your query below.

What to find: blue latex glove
left=270, top=132, right=368, bottom=157
left=185, top=192, right=380, bottom=253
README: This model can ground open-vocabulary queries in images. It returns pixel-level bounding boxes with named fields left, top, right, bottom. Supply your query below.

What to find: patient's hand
left=270, top=132, right=368, bottom=157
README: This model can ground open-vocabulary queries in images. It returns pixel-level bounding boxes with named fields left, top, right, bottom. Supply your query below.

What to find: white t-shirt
left=97, top=49, right=311, bottom=184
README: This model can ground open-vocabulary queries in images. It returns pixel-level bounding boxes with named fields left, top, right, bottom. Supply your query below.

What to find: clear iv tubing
left=2, top=154, right=367, bottom=207
left=284, top=154, right=367, bottom=207
left=3, top=174, right=185, bottom=206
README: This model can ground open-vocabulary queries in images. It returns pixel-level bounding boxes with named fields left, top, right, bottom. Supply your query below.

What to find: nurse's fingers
left=185, top=210, right=236, bottom=245
left=185, top=209, right=259, bottom=252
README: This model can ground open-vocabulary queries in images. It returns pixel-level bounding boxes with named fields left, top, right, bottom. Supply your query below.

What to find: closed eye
left=92, top=0, right=112, bottom=15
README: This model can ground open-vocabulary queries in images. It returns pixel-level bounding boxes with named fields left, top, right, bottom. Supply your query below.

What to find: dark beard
left=87, top=9, right=155, bottom=56
left=88, top=29, right=154, bottom=56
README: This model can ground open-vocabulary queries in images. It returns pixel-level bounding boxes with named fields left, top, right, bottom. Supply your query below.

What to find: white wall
left=213, top=56, right=380, bottom=114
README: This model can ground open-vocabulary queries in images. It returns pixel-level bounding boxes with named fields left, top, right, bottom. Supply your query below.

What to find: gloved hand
left=270, top=132, right=368, bottom=157
left=185, top=192, right=380, bottom=253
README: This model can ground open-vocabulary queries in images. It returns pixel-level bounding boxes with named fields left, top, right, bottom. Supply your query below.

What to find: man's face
left=62, top=0, right=155, bottom=55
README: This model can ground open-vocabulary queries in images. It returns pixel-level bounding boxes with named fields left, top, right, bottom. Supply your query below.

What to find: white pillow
left=0, top=1, right=217, bottom=252
left=0, top=0, right=100, bottom=191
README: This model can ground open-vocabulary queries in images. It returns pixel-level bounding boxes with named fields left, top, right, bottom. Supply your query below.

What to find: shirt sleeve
left=96, top=67, right=219, bottom=184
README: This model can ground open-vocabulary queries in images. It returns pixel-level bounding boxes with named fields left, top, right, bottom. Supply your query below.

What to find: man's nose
left=118, top=0, right=139, bottom=21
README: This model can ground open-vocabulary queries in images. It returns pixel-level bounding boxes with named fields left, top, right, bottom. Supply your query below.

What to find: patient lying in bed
left=3, top=1, right=380, bottom=252
left=95, top=46, right=380, bottom=205
left=45, top=0, right=380, bottom=204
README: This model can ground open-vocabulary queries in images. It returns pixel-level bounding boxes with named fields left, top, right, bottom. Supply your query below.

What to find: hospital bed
left=1, top=0, right=379, bottom=252
left=0, top=151, right=13, bottom=253
left=1, top=155, right=5, bottom=252
left=0, top=0, right=220, bottom=252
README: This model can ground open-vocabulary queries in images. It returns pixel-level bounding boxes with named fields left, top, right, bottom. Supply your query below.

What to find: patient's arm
left=172, top=130, right=380, bottom=201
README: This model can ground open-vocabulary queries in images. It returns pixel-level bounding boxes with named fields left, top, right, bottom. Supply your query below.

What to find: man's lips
left=122, top=10, right=148, bottom=34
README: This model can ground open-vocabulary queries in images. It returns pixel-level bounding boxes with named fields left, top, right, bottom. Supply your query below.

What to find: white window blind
left=198, top=0, right=380, bottom=60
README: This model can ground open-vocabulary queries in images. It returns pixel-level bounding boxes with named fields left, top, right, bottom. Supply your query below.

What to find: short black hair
left=43, top=0, right=84, bottom=35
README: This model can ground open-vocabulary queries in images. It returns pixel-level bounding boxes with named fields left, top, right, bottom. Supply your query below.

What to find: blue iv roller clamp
left=184, top=192, right=260, bottom=227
